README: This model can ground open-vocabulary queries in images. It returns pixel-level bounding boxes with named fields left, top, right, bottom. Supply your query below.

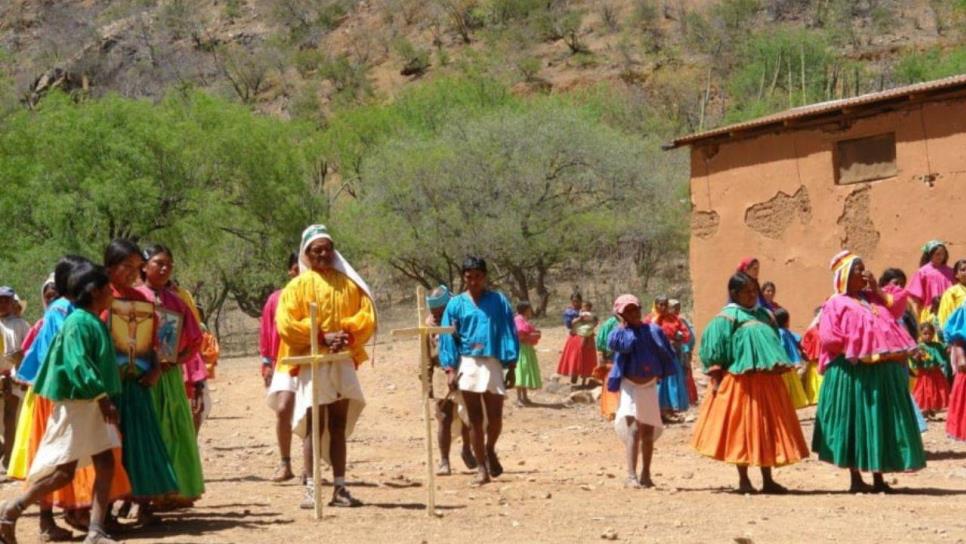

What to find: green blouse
left=913, top=341, right=948, bottom=371
left=34, top=308, right=121, bottom=401
left=698, top=304, right=791, bottom=375
left=595, top=315, right=620, bottom=359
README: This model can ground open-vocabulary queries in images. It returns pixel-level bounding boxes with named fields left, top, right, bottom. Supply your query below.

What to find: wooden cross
left=390, top=286, right=454, bottom=517
left=279, top=302, right=353, bottom=520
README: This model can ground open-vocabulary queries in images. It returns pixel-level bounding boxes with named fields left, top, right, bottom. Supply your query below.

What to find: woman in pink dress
left=908, top=240, right=954, bottom=322
left=811, top=251, right=925, bottom=493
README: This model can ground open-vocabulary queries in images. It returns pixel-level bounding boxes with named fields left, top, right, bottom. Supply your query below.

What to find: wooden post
left=279, top=302, right=353, bottom=521
left=310, top=303, right=322, bottom=520
left=391, top=287, right=455, bottom=516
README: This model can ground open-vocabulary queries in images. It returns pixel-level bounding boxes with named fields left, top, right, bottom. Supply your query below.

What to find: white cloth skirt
left=614, top=378, right=664, bottom=442
left=292, top=360, right=365, bottom=467
left=28, top=399, right=121, bottom=483
left=458, top=356, right=506, bottom=395
left=265, top=370, right=299, bottom=413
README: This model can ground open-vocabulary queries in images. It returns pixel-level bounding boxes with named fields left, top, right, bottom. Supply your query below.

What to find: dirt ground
left=3, top=326, right=966, bottom=544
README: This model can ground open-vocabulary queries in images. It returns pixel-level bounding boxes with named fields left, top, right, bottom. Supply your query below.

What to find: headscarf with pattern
left=830, top=250, right=861, bottom=295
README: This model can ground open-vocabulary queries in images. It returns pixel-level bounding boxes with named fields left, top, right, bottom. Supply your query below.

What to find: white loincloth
left=457, top=356, right=506, bottom=396
left=28, top=399, right=120, bottom=483
left=265, top=370, right=298, bottom=413
left=614, top=378, right=664, bottom=443
left=292, top=360, right=365, bottom=466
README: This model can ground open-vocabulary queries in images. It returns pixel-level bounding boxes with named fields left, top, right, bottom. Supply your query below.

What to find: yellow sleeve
left=275, top=280, right=312, bottom=373
left=938, top=287, right=963, bottom=328
left=341, top=290, right=376, bottom=365
left=176, top=286, right=203, bottom=325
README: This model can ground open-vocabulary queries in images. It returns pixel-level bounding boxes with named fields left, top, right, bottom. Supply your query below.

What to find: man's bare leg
left=0, top=461, right=78, bottom=542
left=462, top=392, right=489, bottom=484
left=624, top=416, right=640, bottom=488
left=638, top=423, right=655, bottom=488
left=87, top=450, right=115, bottom=539
left=436, top=400, right=454, bottom=475
left=326, top=399, right=360, bottom=507
left=273, top=391, right=295, bottom=482
left=1, top=384, right=19, bottom=469
left=482, top=392, right=504, bottom=477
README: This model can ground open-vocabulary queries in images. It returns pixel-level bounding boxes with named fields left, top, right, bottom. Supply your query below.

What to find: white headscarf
left=298, top=224, right=373, bottom=301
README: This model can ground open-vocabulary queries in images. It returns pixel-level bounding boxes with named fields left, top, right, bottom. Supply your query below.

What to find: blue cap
left=0, top=286, right=15, bottom=298
left=425, top=286, right=452, bottom=310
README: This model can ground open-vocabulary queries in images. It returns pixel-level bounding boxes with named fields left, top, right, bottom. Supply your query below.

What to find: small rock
left=601, top=528, right=618, bottom=540
left=580, top=484, right=594, bottom=491
left=734, top=538, right=754, bottom=544
left=544, top=492, right=552, bottom=499
left=511, top=520, right=520, bottom=528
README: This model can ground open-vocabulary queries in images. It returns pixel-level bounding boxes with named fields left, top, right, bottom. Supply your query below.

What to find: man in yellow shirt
left=268, top=225, right=376, bottom=509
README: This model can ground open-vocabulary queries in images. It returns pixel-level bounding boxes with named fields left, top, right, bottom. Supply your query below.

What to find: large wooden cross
left=390, top=286, right=454, bottom=516
left=279, top=302, right=353, bottom=520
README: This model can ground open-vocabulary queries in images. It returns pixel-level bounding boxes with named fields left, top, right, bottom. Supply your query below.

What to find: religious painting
left=156, top=307, right=184, bottom=364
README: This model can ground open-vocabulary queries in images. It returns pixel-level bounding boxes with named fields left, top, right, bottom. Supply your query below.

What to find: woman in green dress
left=1, top=262, right=123, bottom=544
left=103, top=239, right=179, bottom=521
left=514, top=301, right=543, bottom=406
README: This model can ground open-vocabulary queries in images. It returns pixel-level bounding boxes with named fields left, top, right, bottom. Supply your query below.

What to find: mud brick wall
left=687, top=96, right=966, bottom=334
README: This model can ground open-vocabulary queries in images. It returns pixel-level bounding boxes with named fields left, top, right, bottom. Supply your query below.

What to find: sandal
left=328, top=486, right=362, bottom=508
left=0, top=500, right=21, bottom=544
left=460, top=448, right=478, bottom=470
left=271, top=460, right=295, bottom=483
left=39, top=523, right=73, bottom=543
left=486, top=451, right=504, bottom=478
left=63, top=509, right=90, bottom=532
left=83, top=529, right=118, bottom=544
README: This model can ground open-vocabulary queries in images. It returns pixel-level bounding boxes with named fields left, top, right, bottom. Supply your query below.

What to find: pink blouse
left=136, top=284, right=207, bottom=384
left=514, top=314, right=540, bottom=346
left=259, top=289, right=282, bottom=365
left=908, top=262, right=954, bottom=308
left=818, top=289, right=917, bottom=371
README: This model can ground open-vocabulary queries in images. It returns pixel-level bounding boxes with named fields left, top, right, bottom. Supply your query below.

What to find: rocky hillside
left=2, top=1, right=963, bottom=131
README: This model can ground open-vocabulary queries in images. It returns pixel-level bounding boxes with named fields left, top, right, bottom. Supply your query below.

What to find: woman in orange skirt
left=692, top=272, right=808, bottom=494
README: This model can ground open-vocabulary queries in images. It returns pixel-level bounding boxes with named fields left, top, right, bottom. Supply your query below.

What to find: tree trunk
left=534, top=261, right=551, bottom=317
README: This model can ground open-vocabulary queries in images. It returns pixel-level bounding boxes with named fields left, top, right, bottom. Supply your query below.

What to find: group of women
left=692, top=243, right=966, bottom=493
left=0, top=240, right=207, bottom=543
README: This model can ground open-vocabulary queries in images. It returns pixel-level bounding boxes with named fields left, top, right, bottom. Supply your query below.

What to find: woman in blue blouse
left=438, top=257, right=519, bottom=485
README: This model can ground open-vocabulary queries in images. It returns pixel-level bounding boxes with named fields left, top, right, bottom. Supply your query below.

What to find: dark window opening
left=835, top=133, right=897, bottom=185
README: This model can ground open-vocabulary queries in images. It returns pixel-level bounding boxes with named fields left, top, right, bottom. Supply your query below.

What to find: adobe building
left=667, top=74, right=966, bottom=334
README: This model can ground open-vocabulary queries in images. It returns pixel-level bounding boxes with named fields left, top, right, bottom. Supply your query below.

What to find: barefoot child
left=911, top=322, right=951, bottom=418
left=606, top=295, right=676, bottom=489
left=425, top=286, right=475, bottom=476
left=1, top=262, right=123, bottom=544
left=692, top=272, right=808, bottom=494
left=513, top=302, right=542, bottom=407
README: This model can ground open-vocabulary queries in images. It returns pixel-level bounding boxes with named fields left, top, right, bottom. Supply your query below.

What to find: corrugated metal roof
left=666, top=73, right=966, bottom=149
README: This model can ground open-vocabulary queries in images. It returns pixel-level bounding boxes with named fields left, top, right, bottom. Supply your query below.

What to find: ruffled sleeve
left=496, top=293, right=519, bottom=366
left=438, top=298, right=460, bottom=370
left=879, top=286, right=908, bottom=321
left=339, top=292, right=376, bottom=356
left=698, top=312, right=734, bottom=373
left=938, top=285, right=966, bottom=329
left=259, top=290, right=281, bottom=363
left=818, top=298, right=846, bottom=357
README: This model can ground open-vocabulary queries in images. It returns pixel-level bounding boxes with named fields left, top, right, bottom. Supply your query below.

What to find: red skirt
left=913, top=367, right=950, bottom=411
left=947, top=372, right=966, bottom=441
left=556, top=335, right=597, bottom=378
left=685, top=369, right=698, bottom=405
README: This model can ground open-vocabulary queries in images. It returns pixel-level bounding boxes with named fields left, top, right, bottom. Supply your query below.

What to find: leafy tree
left=349, top=101, right=681, bottom=315
left=0, top=91, right=327, bottom=327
